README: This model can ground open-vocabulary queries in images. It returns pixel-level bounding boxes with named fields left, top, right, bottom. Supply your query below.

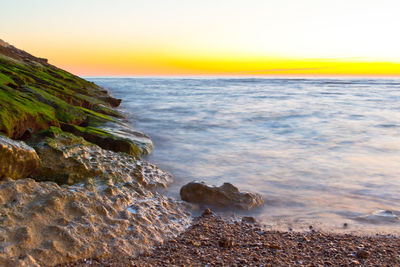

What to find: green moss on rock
left=0, top=85, right=59, bottom=138
left=61, top=123, right=142, bottom=157
left=0, top=48, right=122, bottom=140
left=0, top=41, right=152, bottom=171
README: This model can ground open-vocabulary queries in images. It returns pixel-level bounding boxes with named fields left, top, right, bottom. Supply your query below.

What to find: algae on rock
left=0, top=43, right=121, bottom=140
left=60, top=123, right=149, bottom=157
left=0, top=39, right=152, bottom=159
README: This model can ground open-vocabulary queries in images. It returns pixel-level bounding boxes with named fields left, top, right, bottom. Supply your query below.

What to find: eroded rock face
left=0, top=135, right=39, bottom=179
left=99, top=96, right=122, bottom=107
left=30, top=131, right=101, bottom=184
left=0, top=178, right=190, bottom=267
left=180, top=181, right=264, bottom=210
left=30, top=128, right=171, bottom=187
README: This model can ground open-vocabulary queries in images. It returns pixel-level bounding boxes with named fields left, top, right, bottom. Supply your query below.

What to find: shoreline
left=1, top=40, right=400, bottom=266
left=90, top=76, right=400, bottom=238
left=59, top=211, right=400, bottom=266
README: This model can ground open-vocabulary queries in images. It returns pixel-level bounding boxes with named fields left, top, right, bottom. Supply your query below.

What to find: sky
left=1, top=0, right=400, bottom=76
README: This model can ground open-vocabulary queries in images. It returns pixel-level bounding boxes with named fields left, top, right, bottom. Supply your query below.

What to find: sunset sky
left=2, top=0, right=400, bottom=76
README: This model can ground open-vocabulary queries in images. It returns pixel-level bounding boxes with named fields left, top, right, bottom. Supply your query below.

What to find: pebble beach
left=60, top=211, right=400, bottom=266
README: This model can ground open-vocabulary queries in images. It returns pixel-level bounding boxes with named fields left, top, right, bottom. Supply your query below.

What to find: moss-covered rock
left=60, top=123, right=144, bottom=157
left=0, top=39, right=154, bottom=162
left=0, top=41, right=122, bottom=140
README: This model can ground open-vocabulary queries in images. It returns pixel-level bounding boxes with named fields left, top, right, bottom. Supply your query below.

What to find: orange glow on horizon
left=54, top=55, right=400, bottom=77
left=34, top=42, right=400, bottom=77
left=3, top=1, right=400, bottom=77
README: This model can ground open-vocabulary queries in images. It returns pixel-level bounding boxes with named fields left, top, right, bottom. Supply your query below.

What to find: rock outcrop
left=0, top=135, right=39, bottom=179
left=180, top=181, right=264, bottom=210
left=0, top=39, right=191, bottom=267
left=96, top=121, right=154, bottom=155
left=0, top=39, right=122, bottom=140
left=60, top=123, right=151, bottom=157
left=30, top=127, right=169, bottom=187
left=0, top=177, right=190, bottom=266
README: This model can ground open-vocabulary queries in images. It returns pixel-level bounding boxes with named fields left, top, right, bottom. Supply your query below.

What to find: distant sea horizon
left=84, top=75, right=400, bottom=79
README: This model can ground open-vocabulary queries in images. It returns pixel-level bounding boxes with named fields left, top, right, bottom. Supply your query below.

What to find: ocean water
left=90, top=77, right=400, bottom=234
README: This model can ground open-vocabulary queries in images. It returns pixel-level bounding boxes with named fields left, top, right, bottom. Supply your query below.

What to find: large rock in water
left=180, top=181, right=264, bottom=210
left=0, top=135, right=39, bottom=179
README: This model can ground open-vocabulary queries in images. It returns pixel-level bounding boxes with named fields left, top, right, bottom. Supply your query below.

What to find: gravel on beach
left=60, top=210, right=400, bottom=266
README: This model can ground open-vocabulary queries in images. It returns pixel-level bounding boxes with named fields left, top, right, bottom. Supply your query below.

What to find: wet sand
left=59, top=210, right=400, bottom=266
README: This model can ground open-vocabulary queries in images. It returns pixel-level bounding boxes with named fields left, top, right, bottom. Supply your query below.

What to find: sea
left=89, top=77, right=400, bottom=234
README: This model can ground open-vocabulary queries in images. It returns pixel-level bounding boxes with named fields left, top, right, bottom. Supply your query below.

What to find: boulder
left=180, top=181, right=264, bottom=210
left=29, top=127, right=103, bottom=184
left=0, top=135, right=39, bottom=179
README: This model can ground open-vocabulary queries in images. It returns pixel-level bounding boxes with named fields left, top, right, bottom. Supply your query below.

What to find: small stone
left=218, top=237, right=234, bottom=248
left=356, top=249, right=370, bottom=259
left=242, top=216, right=256, bottom=224
left=190, top=240, right=201, bottom=246
left=239, top=259, right=247, bottom=264
left=202, top=208, right=212, bottom=216
left=268, top=244, right=282, bottom=250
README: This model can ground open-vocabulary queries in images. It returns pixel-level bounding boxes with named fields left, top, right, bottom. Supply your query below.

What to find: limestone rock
left=29, top=128, right=101, bottom=184
left=30, top=127, right=170, bottom=187
left=0, top=177, right=190, bottom=266
left=180, top=181, right=264, bottom=210
left=0, top=135, right=39, bottom=179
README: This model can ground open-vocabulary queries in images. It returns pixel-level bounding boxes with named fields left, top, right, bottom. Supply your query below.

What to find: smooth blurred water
left=90, top=77, right=400, bottom=234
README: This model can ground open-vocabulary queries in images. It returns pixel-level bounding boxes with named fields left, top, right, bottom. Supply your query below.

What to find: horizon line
left=82, top=74, right=400, bottom=79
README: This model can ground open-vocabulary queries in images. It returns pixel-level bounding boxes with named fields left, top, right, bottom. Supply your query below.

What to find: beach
left=60, top=211, right=400, bottom=266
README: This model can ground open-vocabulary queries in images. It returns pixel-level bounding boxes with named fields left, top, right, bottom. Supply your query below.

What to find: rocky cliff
left=0, top=39, right=152, bottom=157
left=0, top=40, right=189, bottom=266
